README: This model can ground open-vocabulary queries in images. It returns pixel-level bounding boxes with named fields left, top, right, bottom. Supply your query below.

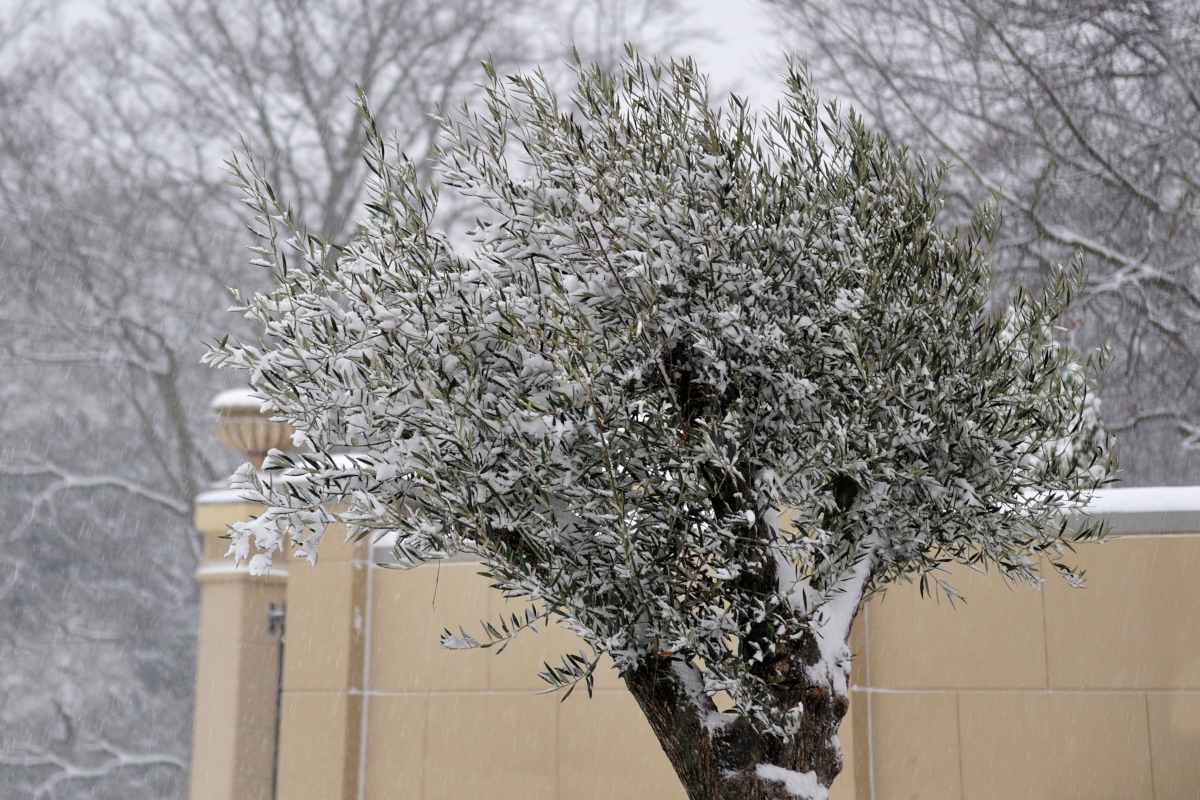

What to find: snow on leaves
left=204, top=48, right=1114, bottom=743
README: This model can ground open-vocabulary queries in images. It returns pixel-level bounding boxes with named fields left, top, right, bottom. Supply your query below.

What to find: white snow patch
left=670, top=661, right=733, bottom=732
left=210, top=387, right=270, bottom=413
left=441, top=632, right=480, bottom=650
left=1085, top=486, right=1200, bottom=514
left=248, top=553, right=275, bottom=576
left=195, top=487, right=261, bottom=505
left=812, top=533, right=878, bottom=666
left=755, top=763, right=827, bottom=800
left=774, top=531, right=878, bottom=698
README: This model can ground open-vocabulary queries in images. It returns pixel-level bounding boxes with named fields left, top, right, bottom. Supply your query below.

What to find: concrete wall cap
left=1083, top=485, right=1200, bottom=535
left=364, top=486, right=1199, bottom=563
left=194, top=484, right=1199, bottom=560
left=195, top=562, right=289, bottom=583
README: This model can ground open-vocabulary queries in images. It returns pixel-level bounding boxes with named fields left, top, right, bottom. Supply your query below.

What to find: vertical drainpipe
left=268, top=602, right=287, bottom=800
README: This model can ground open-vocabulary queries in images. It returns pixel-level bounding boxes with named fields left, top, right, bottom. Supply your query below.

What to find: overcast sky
left=688, top=0, right=782, bottom=104
left=39, top=0, right=785, bottom=108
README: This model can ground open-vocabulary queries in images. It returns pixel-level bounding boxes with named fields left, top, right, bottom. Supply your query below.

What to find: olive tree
left=206, top=50, right=1113, bottom=799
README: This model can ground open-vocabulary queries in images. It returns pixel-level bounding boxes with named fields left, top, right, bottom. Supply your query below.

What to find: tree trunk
left=623, top=644, right=849, bottom=800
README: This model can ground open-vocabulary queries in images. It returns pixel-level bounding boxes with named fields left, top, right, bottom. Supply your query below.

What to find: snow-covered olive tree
left=205, top=50, right=1114, bottom=800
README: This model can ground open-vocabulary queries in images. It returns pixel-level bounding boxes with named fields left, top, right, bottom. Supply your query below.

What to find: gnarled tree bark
left=623, top=629, right=853, bottom=800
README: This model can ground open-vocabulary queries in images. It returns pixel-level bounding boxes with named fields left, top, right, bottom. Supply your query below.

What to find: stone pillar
left=273, top=525, right=368, bottom=800
left=190, top=497, right=289, bottom=800
left=188, top=389, right=295, bottom=800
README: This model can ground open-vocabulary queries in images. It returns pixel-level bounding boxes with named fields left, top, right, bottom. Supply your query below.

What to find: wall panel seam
left=356, top=561, right=375, bottom=800
left=954, top=691, right=966, bottom=800
left=1144, top=692, right=1157, bottom=800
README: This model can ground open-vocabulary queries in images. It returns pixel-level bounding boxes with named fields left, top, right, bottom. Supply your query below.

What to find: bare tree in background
left=563, top=0, right=706, bottom=73
left=0, top=1, right=701, bottom=796
left=769, top=0, right=1200, bottom=485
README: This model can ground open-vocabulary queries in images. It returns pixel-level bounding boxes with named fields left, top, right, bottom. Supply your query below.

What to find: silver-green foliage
left=205, top=49, right=1113, bottom=733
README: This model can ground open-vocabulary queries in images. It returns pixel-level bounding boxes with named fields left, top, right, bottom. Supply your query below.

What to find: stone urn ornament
left=211, top=387, right=295, bottom=469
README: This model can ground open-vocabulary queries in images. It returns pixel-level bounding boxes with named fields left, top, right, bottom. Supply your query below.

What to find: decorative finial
left=211, top=388, right=295, bottom=469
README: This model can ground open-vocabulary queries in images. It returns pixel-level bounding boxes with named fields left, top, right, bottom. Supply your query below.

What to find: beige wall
left=359, top=559, right=860, bottom=800
left=191, top=491, right=1200, bottom=800
left=274, top=526, right=366, bottom=800
left=359, top=561, right=702, bottom=800
left=850, top=532, right=1200, bottom=800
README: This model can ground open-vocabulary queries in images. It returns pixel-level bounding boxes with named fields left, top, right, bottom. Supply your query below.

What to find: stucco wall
left=846, top=530, right=1200, bottom=799
left=192, top=488, right=1200, bottom=800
